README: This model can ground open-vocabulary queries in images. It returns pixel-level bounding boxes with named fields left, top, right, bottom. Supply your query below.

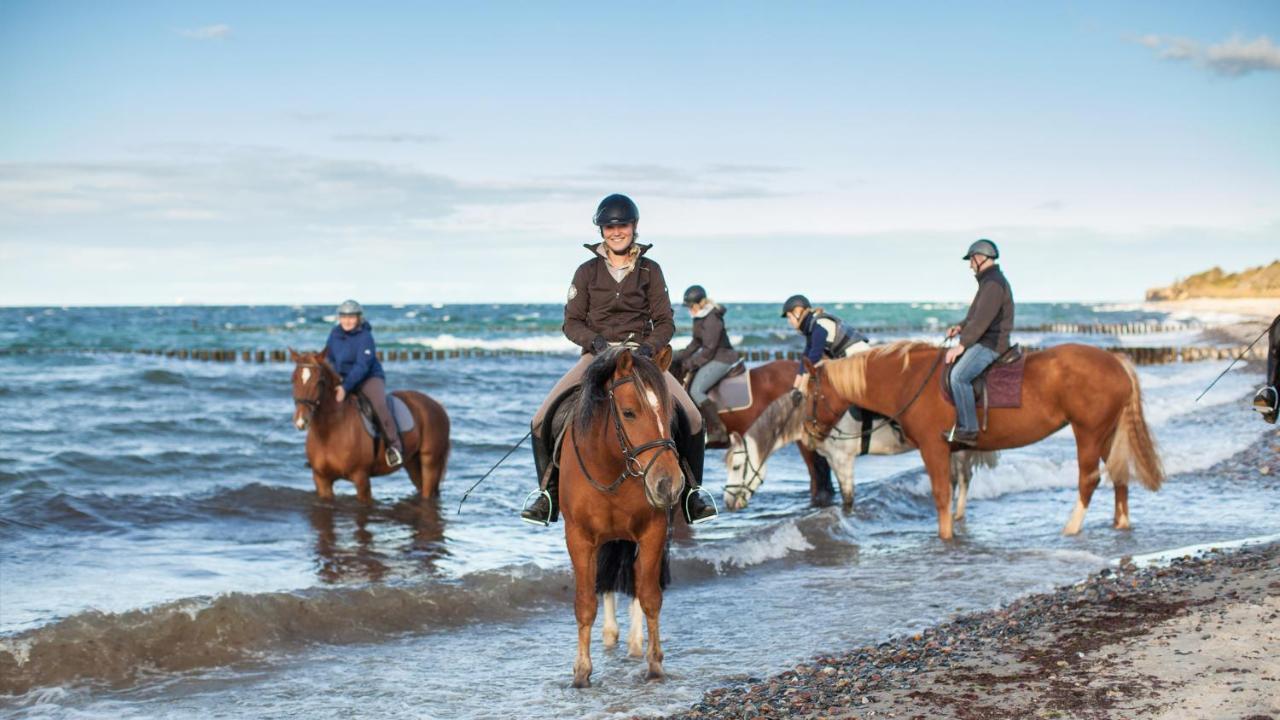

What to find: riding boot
left=677, top=428, right=717, bottom=524
left=520, top=439, right=560, bottom=525
left=698, top=400, right=729, bottom=446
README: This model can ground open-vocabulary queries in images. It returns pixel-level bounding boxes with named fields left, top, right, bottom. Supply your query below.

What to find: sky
left=1, top=1, right=1277, bottom=306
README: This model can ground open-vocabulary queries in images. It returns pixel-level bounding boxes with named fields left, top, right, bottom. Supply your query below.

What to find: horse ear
left=729, top=431, right=743, bottom=448
left=288, top=347, right=300, bottom=361
left=616, top=348, right=634, bottom=376
left=654, top=344, right=672, bottom=372
left=802, top=357, right=818, bottom=376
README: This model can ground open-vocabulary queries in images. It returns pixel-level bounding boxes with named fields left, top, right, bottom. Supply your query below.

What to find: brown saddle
left=941, top=345, right=1026, bottom=421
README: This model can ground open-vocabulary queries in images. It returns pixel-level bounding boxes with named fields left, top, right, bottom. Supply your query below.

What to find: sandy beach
left=1143, top=298, right=1279, bottom=347
left=663, top=430, right=1280, bottom=720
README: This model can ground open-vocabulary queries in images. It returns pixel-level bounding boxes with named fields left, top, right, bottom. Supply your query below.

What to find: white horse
left=723, top=392, right=998, bottom=518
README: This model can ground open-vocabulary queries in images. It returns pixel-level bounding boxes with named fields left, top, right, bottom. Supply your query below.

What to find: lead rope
left=456, top=430, right=531, bottom=514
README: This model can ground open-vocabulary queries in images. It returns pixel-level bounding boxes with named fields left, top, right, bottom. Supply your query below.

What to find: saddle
left=941, top=345, right=1026, bottom=427
left=355, top=392, right=416, bottom=440
left=706, top=360, right=752, bottom=412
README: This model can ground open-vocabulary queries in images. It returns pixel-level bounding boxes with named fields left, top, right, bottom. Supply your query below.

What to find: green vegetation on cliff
left=1146, top=260, right=1280, bottom=300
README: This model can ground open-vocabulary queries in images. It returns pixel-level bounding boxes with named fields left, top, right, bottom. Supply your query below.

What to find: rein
left=293, top=362, right=328, bottom=412
left=572, top=372, right=682, bottom=496
left=723, top=440, right=767, bottom=507
left=803, top=347, right=946, bottom=444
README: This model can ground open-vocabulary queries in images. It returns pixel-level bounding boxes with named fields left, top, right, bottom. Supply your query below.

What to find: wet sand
left=663, top=431, right=1280, bottom=720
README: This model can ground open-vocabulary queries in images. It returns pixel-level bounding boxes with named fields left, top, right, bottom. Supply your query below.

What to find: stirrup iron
left=520, top=489, right=552, bottom=527
left=684, top=487, right=719, bottom=525
left=385, top=447, right=404, bottom=467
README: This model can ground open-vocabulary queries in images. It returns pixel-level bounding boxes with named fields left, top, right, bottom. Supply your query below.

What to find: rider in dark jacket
left=522, top=194, right=717, bottom=526
left=324, top=300, right=404, bottom=466
left=1254, top=314, right=1280, bottom=423
left=944, top=239, right=1015, bottom=447
left=780, top=294, right=870, bottom=390
left=674, top=285, right=737, bottom=445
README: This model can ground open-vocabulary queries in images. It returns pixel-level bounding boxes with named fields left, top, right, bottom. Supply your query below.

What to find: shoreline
left=663, top=431, right=1280, bottom=720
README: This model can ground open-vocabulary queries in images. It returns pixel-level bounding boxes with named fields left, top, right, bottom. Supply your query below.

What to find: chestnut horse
left=803, top=342, right=1163, bottom=540
left=560, top=346, right=684, bottom=688
left=670, top=357, right=842, bottom=506
left=290, top=350, right=450, bottom=502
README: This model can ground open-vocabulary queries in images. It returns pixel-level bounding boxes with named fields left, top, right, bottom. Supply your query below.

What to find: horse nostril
left=657, top=477, right=672, bottom=498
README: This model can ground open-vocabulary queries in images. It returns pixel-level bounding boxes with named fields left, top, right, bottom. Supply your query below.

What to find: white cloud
left=179, top=24, right=231, bottom=40
left=1137, top=34, right=1280, bottom=77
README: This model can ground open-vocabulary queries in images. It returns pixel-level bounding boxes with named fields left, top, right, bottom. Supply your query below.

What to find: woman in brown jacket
left=521, top=194, right=717, bottom=526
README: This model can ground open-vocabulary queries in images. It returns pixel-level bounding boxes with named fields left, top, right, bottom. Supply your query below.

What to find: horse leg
left=799, top=444, right=836, bottom=507
left=567, top=530, right=597, bottom=689
left=951, top=453, right=971, bottom=522
left=636, top=531, right=667, bottom=681
left=312, top=471, right=335, bottom=501
left=822, top=438, right=857, bottom=511
left=1064, top=428, right=1104, bottom=536
left=627, top=597, right=644, bottom=658
left=417, top=451, right=446, bottom=498
left=404, top=457, right=424, bottom=495
left=602, top=592, right=619, bottom=648
left=352, top=471, right=373, bottom=504
left=921, top=441, right=955, bottom=540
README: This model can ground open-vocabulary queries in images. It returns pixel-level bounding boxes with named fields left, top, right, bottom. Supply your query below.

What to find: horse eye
left=622, top=409, right=637, bottom=419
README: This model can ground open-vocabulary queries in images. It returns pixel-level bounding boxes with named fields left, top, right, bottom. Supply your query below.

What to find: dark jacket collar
left=976, top=264, right=1002, bottom=282
left=337, top=320, right=372, bottom=336
left=583, top=241, right=653, bottom=258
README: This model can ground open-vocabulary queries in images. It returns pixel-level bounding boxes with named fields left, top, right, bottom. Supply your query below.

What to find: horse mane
left=824, top=341, right=934, bottom=401
left=575, top=348, right=671, bottom=436
left=301, top=351, right=341, bottom=385
left=743, top=390, right=807, bottom=457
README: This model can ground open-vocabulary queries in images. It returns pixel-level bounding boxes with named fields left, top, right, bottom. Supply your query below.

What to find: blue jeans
left=949, top=344, right=1000, bottom=433
left=689, top=360, right=734, bottom=405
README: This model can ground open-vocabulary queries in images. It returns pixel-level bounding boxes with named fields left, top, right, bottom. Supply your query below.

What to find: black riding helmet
left=963, top=238, right=999, bottom=260
left=780, top=294, right=811, bottom=318
left=593, top=194, right=639, bottom=227
left=683, top=285, right=707, bottom=306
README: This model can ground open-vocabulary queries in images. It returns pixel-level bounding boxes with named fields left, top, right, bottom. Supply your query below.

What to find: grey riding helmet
left=963, top=239, right=999, bottom=260
left=682, top=285, right=707, bottom=306
left=337, top=299, right=364, bottom=316
left=780, top=294, right=811, bottom=317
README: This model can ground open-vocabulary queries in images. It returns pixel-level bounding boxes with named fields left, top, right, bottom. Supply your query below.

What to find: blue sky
left=1, top=1, right=1277, bottom=305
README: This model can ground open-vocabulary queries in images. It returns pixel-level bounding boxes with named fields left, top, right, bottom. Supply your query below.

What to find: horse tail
left=1106, top=357, right=1165, bottom=492
left=952, top=449, right=999, bottom=478
left=594, top=540, right=670, bottom=596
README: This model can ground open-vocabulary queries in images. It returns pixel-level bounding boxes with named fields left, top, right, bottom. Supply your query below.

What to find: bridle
left=292, top=362, right=328, bottom=420
left=572, top=371, right=684, bottom=500
left=802, top=348, right=946, bottom=445
left=723, top=439, right=766, bottom=508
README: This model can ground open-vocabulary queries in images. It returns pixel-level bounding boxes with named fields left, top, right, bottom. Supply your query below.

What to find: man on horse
left=324, top=299, right=405, bottom=467
left=522, top=193, right=718, bottom=526
left=943, top=239, right=1015, bottom=448
left=1253, top=313, right=1280, bottom=423
left=674, top=284, right=737, bottom=446
left=781, top=294, right=870, bottom=391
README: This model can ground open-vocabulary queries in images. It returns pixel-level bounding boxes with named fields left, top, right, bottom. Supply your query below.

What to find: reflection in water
left=308, top=497, right=448, bottom=583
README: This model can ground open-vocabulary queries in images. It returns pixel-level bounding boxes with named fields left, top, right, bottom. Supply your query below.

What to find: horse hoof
left=602, top=631, right=619, bottom=648
left=646, top=669, right=665, bottom=682
left=572, top=677, right=591, bottom=689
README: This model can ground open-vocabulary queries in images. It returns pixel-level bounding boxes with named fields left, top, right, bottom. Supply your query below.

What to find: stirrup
left=684, top=487, right=719, bottom=525
left=520, top=489, right=552, bottom=527
left=1253, top=387, right=1278, bottom=414
left=385, top=447, right=403, bottom=467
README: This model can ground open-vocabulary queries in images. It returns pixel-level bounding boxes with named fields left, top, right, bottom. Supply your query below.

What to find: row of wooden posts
left=1, top=344, right=1264, bottom=365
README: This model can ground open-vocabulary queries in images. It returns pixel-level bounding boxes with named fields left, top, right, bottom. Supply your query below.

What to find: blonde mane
left=823, top=341, right=936, bottom=402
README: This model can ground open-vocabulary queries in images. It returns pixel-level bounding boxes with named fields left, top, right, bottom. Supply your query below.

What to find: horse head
left=290, top=348, right=336, bottom=431
left=582, top=345, right=685, bottom=510
left=800, top=357, right=851, bottom=449
left=723, top=430, right=766, bottom=511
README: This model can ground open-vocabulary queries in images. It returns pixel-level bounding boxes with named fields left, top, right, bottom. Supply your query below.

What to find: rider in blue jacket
left=324, top=300, right=404, bottom=467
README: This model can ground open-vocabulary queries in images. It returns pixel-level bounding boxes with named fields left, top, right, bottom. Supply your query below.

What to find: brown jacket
left=959, top=264, right=1015, bottom=353
left=674, top=304, right=737, bottom=369
left=562, top=243, right=675, bottom=354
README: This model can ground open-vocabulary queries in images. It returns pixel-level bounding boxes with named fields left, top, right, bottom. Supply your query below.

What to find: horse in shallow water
left=290, top=350, right=450, bottom=502
left=724, top=390, right=998, bottom=517
left=560, top=346, right=684, bottom=688
left=670, top=356, right=845, bottom=507
left=802, top=342, right=1163, bottom=540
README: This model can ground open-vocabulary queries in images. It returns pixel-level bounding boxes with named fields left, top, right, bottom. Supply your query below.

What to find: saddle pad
left=708, top=370, right=752, bottom=412
left=941, top=354, right=1026, bottom=409
left=359, top=393, right=416, bottom=438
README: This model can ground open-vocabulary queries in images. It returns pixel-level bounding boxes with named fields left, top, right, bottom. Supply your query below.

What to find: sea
left=1, top=302, right=1275, bottom=719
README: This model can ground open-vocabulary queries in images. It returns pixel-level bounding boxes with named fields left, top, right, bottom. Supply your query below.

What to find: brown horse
left=670, top=357, right=841, bottom=506
left=560, top=346, right=684, bottom=688
left=802, top=342, right=1163, bottom=540
left=290, top=350, right=450, bottom=502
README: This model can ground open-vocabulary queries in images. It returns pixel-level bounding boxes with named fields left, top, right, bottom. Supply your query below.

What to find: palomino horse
left=723, top=390, right=998, bottom=517
left=802, top=342, right=1163, bottom=540
left=670, top=356, right=843, bottom=507
left=560, top=346, right=684, bottom=688
left=290, top=350, right=450, bottom=502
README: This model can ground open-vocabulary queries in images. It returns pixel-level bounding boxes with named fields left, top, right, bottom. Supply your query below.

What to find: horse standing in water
left=669, top=357, right=848, bottom=507
left=290, top=350, right=450, bottom=502
left=560, top=347, right=684, bottom=688
left=802, top=342, right=1163, bottom=539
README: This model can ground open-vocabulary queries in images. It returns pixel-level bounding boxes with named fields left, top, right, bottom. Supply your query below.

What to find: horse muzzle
left=644, top=473, right=683, bottom=510
left=294, top=416, right=309, bottom=431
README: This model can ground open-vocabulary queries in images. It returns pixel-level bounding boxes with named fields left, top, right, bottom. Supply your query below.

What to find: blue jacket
left=324, top=321, right=385, bottom=393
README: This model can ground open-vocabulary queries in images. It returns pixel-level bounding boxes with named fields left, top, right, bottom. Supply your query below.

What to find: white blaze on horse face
left=301, top=367, right=312, bottom=385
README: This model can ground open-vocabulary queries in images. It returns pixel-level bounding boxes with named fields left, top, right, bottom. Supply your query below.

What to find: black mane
left=575, top=348, right=672, bottom=436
